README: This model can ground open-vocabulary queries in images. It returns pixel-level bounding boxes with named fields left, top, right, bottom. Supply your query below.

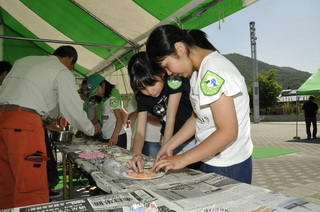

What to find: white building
left=278, top=89, right=309, bottom=103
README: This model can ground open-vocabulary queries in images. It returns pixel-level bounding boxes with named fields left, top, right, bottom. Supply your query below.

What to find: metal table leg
left=68, top=157, right=74, bottom=199
left=62, top=153, right=68, bottom=200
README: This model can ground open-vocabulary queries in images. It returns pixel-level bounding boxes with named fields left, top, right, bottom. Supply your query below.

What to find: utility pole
left=250, top=21, right=260, bottom=124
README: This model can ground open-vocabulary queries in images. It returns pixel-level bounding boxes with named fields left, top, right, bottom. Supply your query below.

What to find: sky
left=202, top=0, right=320, bottom=74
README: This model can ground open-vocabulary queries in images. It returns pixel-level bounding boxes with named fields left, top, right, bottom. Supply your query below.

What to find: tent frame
left=0, top=35, right=133, bottom=49
left=0, top=34, right=138, bottom=77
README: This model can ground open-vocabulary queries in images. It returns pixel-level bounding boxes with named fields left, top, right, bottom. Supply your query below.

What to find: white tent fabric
left=1, top=0, right=102, bottom=70
left=1, top=0, right=258, bottom=96
left=104, top=68, right=133, bottom=98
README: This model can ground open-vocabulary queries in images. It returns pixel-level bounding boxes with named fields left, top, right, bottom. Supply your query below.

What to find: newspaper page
left=4, top=190, right=159, bottom=212
left=141, top=173, right=239, bottom=211
left=87, top=190, right=157, bottom=211
left=143, top=173, right=320, bottom=212
left=48, top=144, right=320, bottom=212
left=76, top=159, right=100, bottom=174
left=90, top=168, right=204, bottom=194
left=91, top=171, right=142, bottom=194
left=81, top=167, right=320, bottom=211
left=3, top=179, right=320, bottom=212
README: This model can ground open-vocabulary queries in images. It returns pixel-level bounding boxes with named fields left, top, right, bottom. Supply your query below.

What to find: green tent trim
left=296, top=69, right=320, bottom=95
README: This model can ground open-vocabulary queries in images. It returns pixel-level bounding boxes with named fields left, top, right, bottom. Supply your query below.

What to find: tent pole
left=293, top=95, right=300, bottom=139
left=0, top=24, right=3, bottom=61
left=120, top=68, right=130, bottom=96
left=0, top=35, right=132, bottom=49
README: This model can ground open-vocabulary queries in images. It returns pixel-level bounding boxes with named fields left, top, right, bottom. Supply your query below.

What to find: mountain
left=224, top=53, right=311, bottom=89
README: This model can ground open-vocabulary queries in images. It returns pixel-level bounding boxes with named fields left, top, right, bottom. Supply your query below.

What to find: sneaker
left=313, top=137, right=317, bottom=139
left=307, top=136, right=311, bottom=140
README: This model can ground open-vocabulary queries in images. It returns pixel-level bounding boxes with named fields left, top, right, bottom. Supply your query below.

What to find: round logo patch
left=110, top=99, right=119, bottom=108
left=167, top=75, right=182, bottom=90
left=200, top=71, right=224, bottom=96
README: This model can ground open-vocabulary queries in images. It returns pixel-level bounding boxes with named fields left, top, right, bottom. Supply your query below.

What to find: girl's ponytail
left=147, top=24, right=217, bottom=64
left=184, top=29, right=216, bottom=51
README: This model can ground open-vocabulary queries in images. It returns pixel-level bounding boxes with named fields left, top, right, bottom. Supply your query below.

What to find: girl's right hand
left=126, top=154, right=144, bottom=173
left=154, top=142, right=174, bottom=163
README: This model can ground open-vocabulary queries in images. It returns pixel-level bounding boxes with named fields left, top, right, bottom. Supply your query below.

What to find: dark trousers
left=45, top=130, right=59, bottom=188
left=305, top=116, right=317, bottom=138
left=199, top=156, right=252, bottom=184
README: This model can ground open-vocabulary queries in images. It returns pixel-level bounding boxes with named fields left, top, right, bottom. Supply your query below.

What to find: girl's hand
left=152, top=154, right=187, bottom=173
left=154, top=142, right=174, bottom=163
left=126, top=154, right=144, bottom=173
left=108, top=136, right=118, bottom=146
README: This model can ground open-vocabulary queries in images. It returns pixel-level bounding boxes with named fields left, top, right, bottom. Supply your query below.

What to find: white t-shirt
left=101, top=96, right=126, bottom=139
left=126, top=97, right=161, bottom=144
left=190, top=51, right=253, bottom=167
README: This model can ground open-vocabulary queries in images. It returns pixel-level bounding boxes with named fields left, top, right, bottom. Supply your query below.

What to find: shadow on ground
left=285, top=138, right=320, bottom=144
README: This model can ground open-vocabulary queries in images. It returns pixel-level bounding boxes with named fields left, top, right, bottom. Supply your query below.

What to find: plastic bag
left=101, top=158, right=128, bottom=179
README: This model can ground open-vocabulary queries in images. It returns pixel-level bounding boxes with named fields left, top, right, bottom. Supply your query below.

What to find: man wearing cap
left=0, top=46, right=99, bottom=209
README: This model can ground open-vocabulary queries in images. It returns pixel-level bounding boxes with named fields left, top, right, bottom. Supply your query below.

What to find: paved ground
left=250, top=121, right=320, bottom=205
left=52, top=121, right=320, bottom=205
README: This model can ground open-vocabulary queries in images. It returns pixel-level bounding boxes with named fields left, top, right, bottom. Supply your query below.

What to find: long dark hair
left=127, top=52, right=165, bottom=92
left=146, top=24, right=217, bottom=64
left=95, top=80, right=115, bottom=103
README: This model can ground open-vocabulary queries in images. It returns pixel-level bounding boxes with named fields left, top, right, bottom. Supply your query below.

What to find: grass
left=54, top=168, right=89, bottom=189
left=252, top=146, right=303, bottom=159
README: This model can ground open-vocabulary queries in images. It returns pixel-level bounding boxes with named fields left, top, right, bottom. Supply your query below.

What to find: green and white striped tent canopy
left=0, top=0, right=257, bottom=95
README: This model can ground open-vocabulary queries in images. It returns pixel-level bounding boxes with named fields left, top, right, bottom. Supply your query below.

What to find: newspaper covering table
left=4, top=172, right=320, bottom=211
left=3, top=140, right=319, bottom=212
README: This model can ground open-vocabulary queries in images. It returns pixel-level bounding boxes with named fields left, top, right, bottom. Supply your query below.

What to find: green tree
left=314, top=96, right=320, bottom=106
left=248, top=69, right=282, bottom=114
left=281, top=102, right=295, bottom=115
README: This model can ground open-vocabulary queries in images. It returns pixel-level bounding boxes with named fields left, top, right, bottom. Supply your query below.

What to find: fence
left=250, top=115, right=312, bottom=122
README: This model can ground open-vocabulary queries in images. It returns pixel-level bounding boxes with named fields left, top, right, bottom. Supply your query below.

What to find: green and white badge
left=200, top=71, right=224, bottom=96
left=110, top=99, right=119, bottom=108
left=167, top=75, right=182, bottom=90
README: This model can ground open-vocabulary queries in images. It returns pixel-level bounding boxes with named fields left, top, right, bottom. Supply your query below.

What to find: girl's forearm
left=132, top=133, right=145, bottom=156
left=111, top=119, right=122, bottom=138
left=167, top=114, right=197, bottom=150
